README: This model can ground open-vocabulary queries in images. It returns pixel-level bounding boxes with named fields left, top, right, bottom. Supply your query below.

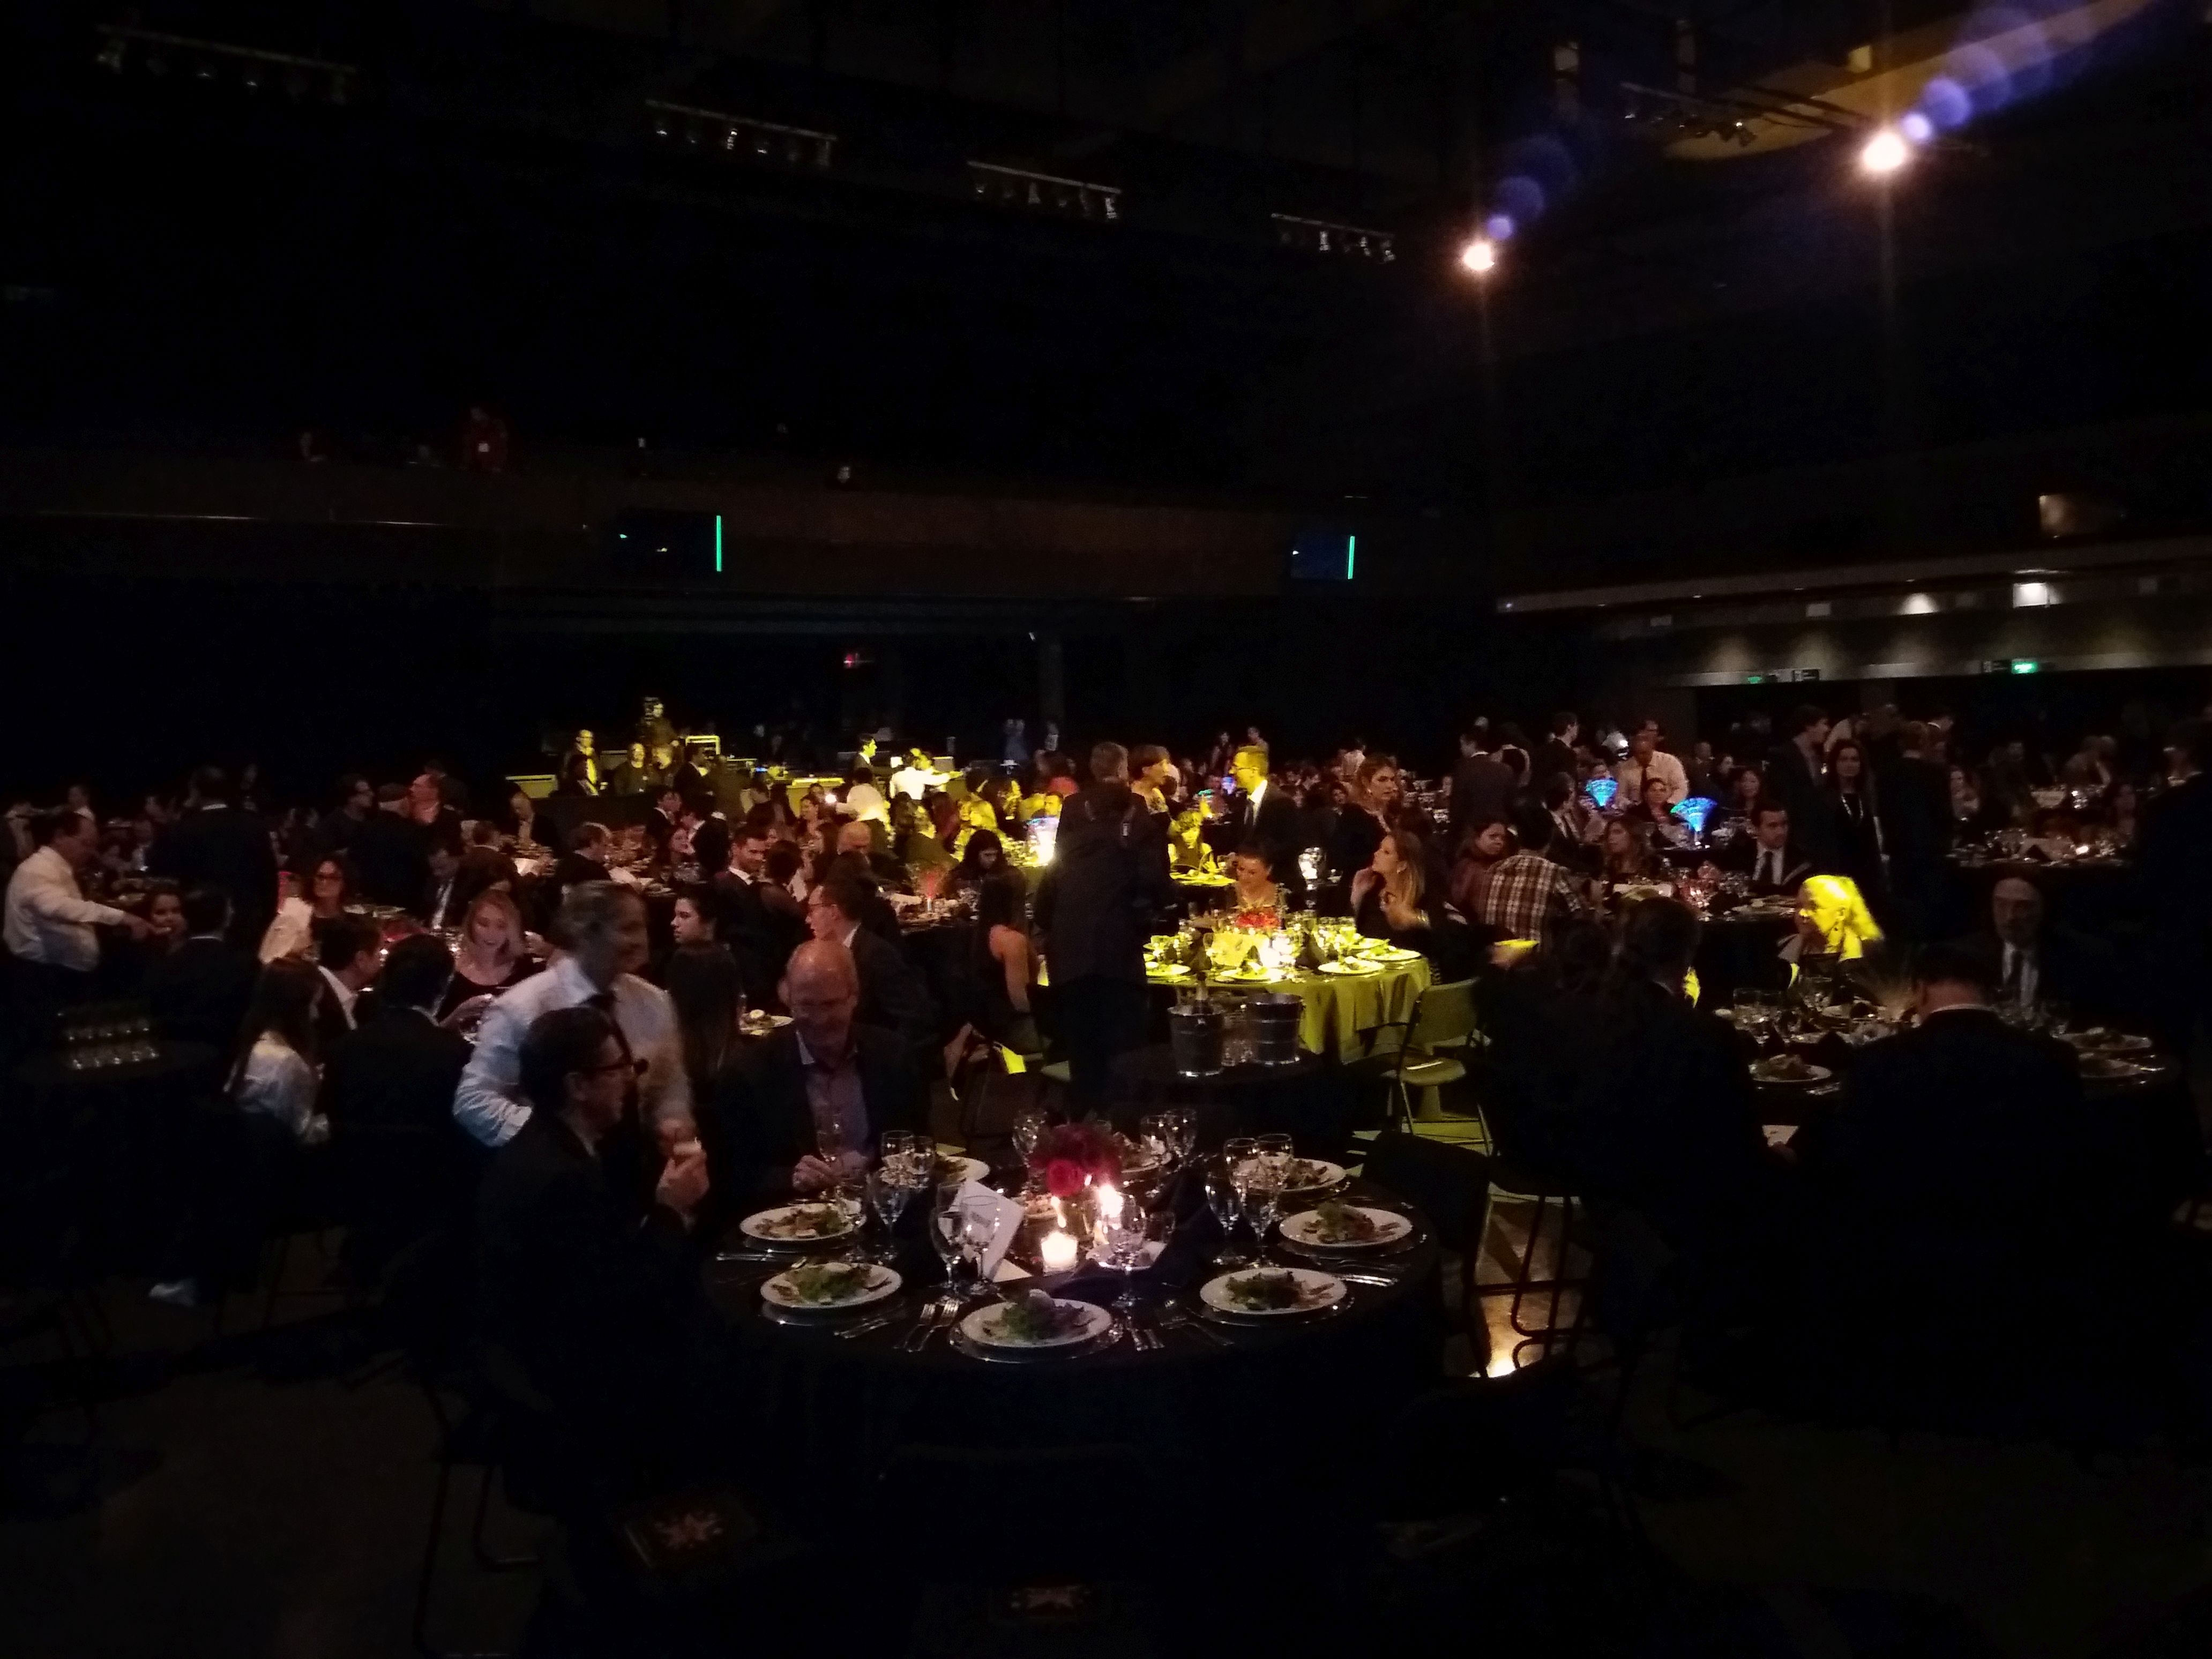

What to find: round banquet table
left=699, top=1176, right=1443, bottom=1525
left=1692, top=906, right=1796, bottom=1008
left=1107, top=1044, right=1341, bottom=1155
left=1145, top=955, right=1431, bottom=1061
left=1743, top=1027, right=2202, bottom=1210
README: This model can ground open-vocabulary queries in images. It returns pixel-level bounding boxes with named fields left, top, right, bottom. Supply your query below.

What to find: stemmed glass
left=865, top=1168, right=914, bottom=1265
left=1204, top=1155, right=1247, bottom=1267
left=1098, top=1189, right=1152, bottom=1313
left=1243, top=1162, right=1283, bottom=1260
left=1165, top=1108, right=1198, bottom=1169
left=1012, top=1107, right=1048, bottom=1193
left=1139, top=1113, right=1176, bottom=1175
left=930, top=1182, right=979, bottom=1304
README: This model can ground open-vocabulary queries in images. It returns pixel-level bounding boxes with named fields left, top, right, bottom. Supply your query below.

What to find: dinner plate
left=1749, top=1062, right=1832, bottom=1086
left=1277, top=1206, right=1414, bottom=1251
left=1316, top=959, right=1379, bottom=976
left=759, top=1264, right=902, bottom=1312
left=1363, top=947, right=1422, bottom=964
left=739, top=1013, right=795, bottom=1037
left=1277, top=1159, right=1348, bottom=1193
left=1147, top=965, right=1193, bottom=980
left=2080, top=1054, right=2150, bottom=1081
left=959, top=1298, right=1114, bottom=1349
left=933, top=1155, right=990, bottom=1184
left=2065, top=1029, right=2153, bottom=1054
left=739, top=1202, right=858, bottom=1244
left=1199, top=1267, right=1348, bottom=1318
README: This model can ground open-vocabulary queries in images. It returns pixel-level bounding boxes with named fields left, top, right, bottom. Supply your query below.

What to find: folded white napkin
left=954, top=1181, right=1027, bottom=1281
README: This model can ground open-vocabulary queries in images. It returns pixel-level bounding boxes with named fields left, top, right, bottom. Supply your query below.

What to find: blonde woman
left=438, top=887, right=541, bottom=1020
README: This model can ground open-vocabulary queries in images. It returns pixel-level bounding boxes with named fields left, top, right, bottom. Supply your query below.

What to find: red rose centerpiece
left=1031, top=1120, right=1122, bottom=1199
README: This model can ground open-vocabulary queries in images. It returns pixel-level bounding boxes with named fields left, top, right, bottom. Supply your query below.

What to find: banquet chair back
left=1359, top=1131, right=1494, bottom=1369
left=1381, top=977, right=1478, bottom=1130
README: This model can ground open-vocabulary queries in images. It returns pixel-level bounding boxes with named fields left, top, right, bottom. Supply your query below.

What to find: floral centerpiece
left=1232, top=907, right=1281, bottom=931
left=1030, top=1120, right=1123, bottom=1199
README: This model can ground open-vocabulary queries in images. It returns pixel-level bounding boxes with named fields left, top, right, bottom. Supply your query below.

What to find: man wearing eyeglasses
left=476, top=1003, right=710, bottom=1497
left=454, top=881, right=691, bottom=1149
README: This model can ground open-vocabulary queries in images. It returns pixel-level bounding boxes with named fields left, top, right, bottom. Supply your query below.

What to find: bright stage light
left=1858, top=125, right=1913, bottom=176
left=1459, top=236, right=1499, bottom=275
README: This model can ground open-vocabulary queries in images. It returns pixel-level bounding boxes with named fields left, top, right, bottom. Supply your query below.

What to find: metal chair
left=1372, top=978, right=1481, bottom=1134
left=1359, top=1131, right=1495, bottom=1372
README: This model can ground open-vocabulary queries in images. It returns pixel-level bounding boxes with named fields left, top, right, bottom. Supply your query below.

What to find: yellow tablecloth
left=1145, top=956, right=1432, bottom=1060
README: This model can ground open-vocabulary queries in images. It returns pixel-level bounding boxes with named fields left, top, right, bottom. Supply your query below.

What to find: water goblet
left=1203, top=1156, right=1246, bottom=1267
left=1138, top=1112, right=1176, bottom=1174
left=866, top=1168, right=913, bottom=1264
left=1011, top=1107, right=1048, bottom=1190
left=1243, top=1172, right=1282, bottom=1259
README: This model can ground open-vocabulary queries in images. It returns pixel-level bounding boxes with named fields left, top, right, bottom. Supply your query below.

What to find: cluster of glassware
left=58, top=1005, right=160, bottom=1071
left=1198, top=1134, right=1299, bottom=1266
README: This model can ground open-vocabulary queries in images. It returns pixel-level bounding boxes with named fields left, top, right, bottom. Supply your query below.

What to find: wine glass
left=1243, top=1164, right=1282, bottom=1259
left=1167, top=1108, right=1199, bottom=1168
left=1098, top=1190, right=1150, bottom=1313
left=1139, top=1112, right=1176, bottom=1174
left=930, top=1184, right=975, bottom=1301
left=1012, top=1107, right=1048, bottom=1191
left=865, top=1168, right=913, bottom=1264
left=1255, top=1132, right=1294, bottom=1187
left=1203, top=1156, right=1246, bottom=1267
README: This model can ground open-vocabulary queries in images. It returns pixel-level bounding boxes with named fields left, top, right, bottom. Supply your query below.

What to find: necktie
left=2002, top=947, right=2024, bottom=1003
left=1761, top=850, right=1778, bottom=886
left=586, top=990, right=637, bottom=1069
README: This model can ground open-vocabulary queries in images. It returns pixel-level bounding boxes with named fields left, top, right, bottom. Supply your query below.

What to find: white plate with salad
left=739, top=1202, right=859, bottom=1244
left=959, top=1291, right=1114, bottom=1349
left=1277, top=1202, right=1413, bottom=1251
left=759, top=1261, right=902, bottom=1312
left=1199, top=1267, right=1347, bottom=1318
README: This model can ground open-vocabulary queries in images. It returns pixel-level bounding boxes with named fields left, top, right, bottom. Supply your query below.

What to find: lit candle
left=1040, top=1229, right=1079, bottom=1273
left=1095, top=1183, right=1124, bottom=1223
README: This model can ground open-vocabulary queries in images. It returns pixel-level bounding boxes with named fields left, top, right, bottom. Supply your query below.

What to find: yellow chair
left=1384, top=978, right=1478, bottom=1131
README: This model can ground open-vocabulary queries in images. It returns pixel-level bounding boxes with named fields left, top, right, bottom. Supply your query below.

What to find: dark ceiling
left=4, top=0, right=2205, bottom=512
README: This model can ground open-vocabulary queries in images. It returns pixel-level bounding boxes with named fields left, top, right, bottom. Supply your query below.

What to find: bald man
left=715, top=940, right=929, bottom=1207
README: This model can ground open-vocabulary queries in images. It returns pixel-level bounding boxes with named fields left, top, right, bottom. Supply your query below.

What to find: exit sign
left=1983, top=658, right=2042, bottom=675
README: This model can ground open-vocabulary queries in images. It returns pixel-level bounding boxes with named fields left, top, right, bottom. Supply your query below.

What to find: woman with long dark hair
left=1823, top=737, right=1887, bottom=902
left=969, top=871, right=1041, bottom=1055
left=229, top=958, right=329, bottom=1143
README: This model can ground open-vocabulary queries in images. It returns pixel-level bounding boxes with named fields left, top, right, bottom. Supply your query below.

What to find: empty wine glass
left=1243, top=1165, right=1282, bottom=1258
left=1204, top=1156, right=1246, bottom=1267
left=1138, top=1112, right=1176, bottom=1173
left=1099, top=1190, right=1150, bottom=1313
left=930, top=1184, right=975, bottom=1299
left=866, top=1168, right=914, bottom=1262
left=1012, top=1107, right=1048, bottom=1190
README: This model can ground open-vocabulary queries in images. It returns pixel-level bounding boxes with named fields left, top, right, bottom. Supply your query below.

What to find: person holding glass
left=717, top=939, right=928, bottom=1208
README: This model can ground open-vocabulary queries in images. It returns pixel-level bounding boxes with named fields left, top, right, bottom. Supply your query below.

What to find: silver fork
left=898, top=1298, right=953, bottom=1351
left=1156, top=1305, right=1231, bottom=1348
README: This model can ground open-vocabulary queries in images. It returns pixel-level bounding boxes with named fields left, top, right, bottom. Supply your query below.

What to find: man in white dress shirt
left=4, top=808, right=151, bottom=984
left=1613, top=726, right=1688, bottom=806
left=454, top=881, right=691, bottom=1148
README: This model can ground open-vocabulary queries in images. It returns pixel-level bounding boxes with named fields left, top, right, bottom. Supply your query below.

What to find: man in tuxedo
left=718, top=940, right=927, bottom=1207
left=350, top=783, right=429, bottom=907
left=148, top=766, right=278, bottom=948
left=712, top=810, right=794, bottom=1008
left=555, top=821, right=612, bottom=899
left=146, top=884, right=257, bottom=1050
left=2136, top=720, right=2212, bottom=1053
left=418, top=837, right=466, bottom=929
left=1718, top=803, right=1812, bottom=895
left=1961, top=876, right=2112, bottom=1019
left=1534, top=713, right=1580, bottom=796
left=1223, top=744, right=1306, bottom=889
left=1795, top=943, right=2091, bottom=1411
left=1449, top=728, right=1515, bottom=845
left=324, top=934, right=472, bottom=1280
left=805, top=873, right=934, bottom=1063
left=1765, top=706, right=1835, bottom=866
left=312, top=914, right=382, bottom=1049
left=475, top=1004, right=710, bottom=1498
left=1034, top=743, right=1175, bottom=1107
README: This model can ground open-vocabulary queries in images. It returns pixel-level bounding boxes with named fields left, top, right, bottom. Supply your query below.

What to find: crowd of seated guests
left=1, top=692, right=2208, bottom=1497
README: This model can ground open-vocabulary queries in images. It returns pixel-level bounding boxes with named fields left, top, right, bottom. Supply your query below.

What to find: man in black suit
left=2136, top=720, right=2212, bottom=1053
left=417, top=836, right=467, bottom=929
left=1534, top=713, right=1580, bottom=797
left=712, top=810, right=794, bottom=1010
left=146, top=884, right=257, bottom=1050
left=1715, top=802, right=1813, bottom=895
left=716, top=939, right=928, bottom=1208
left=312, top=913, right=383, bottom=1050
left=148, top=766, right=278, bottom=950
left=1877, top=720, right=1955, bottom=940
left=350, top=783, right=429, bottom=908
left=1960, top=876, right=2112, bottom=1019
left=805, top=873, right=935, bottom=1064
left=316, top=775, right=375, bottom=860
left=323, top=934, right=473, bottom=1279
left=1222, top=744, right=1307, bottom=890
left=1448, top=727, right=1515, bottom=847
left=476, top=1004, right=709, bottom=1497
left=1034, top=743, right=1174, bottom=1108
left=1795, top=943, right=2093, bottom=1416
left=556, top=821, right=612, bottom=900
left=1764, top=705, right=1835, bottom=867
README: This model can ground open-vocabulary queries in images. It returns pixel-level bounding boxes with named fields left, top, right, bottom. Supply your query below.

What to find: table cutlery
left=1157, top=1305, right=1231, bottom=1347
left=834, top=1307, right=910, bottom=1340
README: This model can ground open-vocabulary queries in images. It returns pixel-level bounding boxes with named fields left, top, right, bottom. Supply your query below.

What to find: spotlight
left=1459, top=236, right=1499, bottom=275
left=1858, top=125, right=1912, bottom=176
